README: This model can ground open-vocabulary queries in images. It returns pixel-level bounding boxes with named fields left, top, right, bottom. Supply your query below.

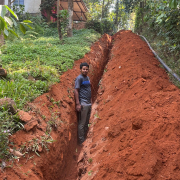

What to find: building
left=4, top=0, right=87, bottom=21
left=4, top=0, right=41, bottom=14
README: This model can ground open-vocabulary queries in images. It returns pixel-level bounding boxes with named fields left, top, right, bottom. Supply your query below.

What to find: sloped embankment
left=78, top=30, right=180, bottom=180
left=0, top=34, right=111, bottom=180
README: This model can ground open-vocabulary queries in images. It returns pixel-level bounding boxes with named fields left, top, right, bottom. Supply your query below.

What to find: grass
left=0, top=27, right=100, bottom=160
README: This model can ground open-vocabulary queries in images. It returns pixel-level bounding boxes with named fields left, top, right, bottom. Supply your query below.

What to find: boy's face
left=80, top=66, right=89, bottom=76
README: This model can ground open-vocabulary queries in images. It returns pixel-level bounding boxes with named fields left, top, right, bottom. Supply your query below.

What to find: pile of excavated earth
left=1, top=30, right=180, bottom=180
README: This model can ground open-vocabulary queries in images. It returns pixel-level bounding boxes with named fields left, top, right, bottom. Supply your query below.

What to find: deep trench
left=55, top=35, right=113, bottom=180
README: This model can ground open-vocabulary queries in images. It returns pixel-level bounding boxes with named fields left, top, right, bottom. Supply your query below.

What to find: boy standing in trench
left=74, top=62, right=92, bottom=145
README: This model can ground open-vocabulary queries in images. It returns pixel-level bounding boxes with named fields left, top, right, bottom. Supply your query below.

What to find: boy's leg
left=84, top=105, right=91, bottom=137
left=78, top=105, right=90, bottom=144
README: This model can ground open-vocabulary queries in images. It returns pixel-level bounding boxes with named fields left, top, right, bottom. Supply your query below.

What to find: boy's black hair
left=80, top=62, right=89, bottom=69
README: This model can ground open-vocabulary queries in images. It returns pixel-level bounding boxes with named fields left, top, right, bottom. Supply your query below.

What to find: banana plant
left=0, top=5, right=32, bottom=38
left=169, top=0, right=180, bottom=8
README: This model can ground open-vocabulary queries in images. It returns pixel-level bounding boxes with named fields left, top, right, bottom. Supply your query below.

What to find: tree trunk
left=7, top=0, right=11, bottom=16
left=0, top=1, right=4, bottom=46
left=114, top=0, right=119, bottom=26
left=140, top=1, right=145, bottom=33
left=0, top=0, right=4, bottom=5
left=101, top=0, right=105, bottom=19
left=67, top=0, right=73, bottom=37
left=46, top=10, right=51, bottom=23
left=57, top=0, right=62, bottom=40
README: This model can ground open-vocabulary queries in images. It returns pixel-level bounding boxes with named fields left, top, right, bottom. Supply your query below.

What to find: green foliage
left=101, top=19, right=114, bottom=34
left=40, top=0, right=56, bottom=11
left=88, top=158, right=93, bottom=163
left=87, top=2, right=102, bottom=21
left=0, top=128, right=11, bottom=159
left=0, top=111, right=24, bottom=159
left=57, top=10, right=69, bottom=37
left=122, top=0, right=140, bottom=13
left=0, top=5, right=19, bottom=38
left=169, top=0, right=180, bottom=8
left=86, top=0, right=133, bottom=33
left=86, top=20, right=103, bottom=34
left=12, top=5, right=25, bottom=21
left=86, top=19, right=114, bottom=34
left=134, top=0, right=180, bottom=85
left=0, top=5, right=32, bottom=39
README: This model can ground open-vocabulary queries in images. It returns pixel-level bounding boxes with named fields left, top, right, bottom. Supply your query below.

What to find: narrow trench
left=55, top=35, right=113, bottom=180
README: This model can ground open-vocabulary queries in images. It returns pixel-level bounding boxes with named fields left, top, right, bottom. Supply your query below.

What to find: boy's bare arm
left=74, top=88, right=81, bottom=112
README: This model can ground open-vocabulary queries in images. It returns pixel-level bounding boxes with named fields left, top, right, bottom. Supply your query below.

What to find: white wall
left=24, top=0, right=41, bottom=14
left=4, top=0, right=41, bottom=14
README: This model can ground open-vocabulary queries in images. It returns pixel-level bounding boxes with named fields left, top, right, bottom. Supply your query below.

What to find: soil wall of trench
left=1, top=30, right=180, bottom=180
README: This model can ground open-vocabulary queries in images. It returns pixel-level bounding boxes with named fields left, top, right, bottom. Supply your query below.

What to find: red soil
left=79, top=30, right=180, bottom=180
left=1, top=30, right=180, bottom=180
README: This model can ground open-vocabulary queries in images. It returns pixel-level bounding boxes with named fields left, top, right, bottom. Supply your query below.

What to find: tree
left=114, top=0, right=119, bottom=26
left=40, top=0, right=56, bottom=22
left=57, top=0, right=62, bottom=40
left=67, top=0, right=73, bottom=37
left=0, top=0, right=4, bottom=45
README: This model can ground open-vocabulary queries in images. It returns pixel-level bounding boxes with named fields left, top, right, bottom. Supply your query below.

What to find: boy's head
left=80, top=62, right=89, bottom=76
left=80, top=62, right=89, bottom=69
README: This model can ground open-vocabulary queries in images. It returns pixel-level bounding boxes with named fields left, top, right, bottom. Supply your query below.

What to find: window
left=14, top=0, right=24, bottom=5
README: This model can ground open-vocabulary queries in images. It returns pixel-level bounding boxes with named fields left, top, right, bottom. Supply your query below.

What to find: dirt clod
left=18, top=110, right=33, bottom=122
left=0, top=98, right=17, bottom=114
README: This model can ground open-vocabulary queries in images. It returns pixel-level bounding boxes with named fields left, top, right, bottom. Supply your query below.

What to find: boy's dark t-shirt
left=75, top=74, right=91, bottom=105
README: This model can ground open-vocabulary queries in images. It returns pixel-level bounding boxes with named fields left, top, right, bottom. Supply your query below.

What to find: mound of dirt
left=79, top=30, right=180, bottom=180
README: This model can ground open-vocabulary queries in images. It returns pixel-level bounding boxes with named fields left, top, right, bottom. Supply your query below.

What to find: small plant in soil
left=46, top=95, right=50, bottom=100
left=67, top=87, right=71, bottom=94
left=52, top=100, right=61, bottom=107
left=88, top=158, right=93, bottom=163
left=47, top=120, right=58, bottom=132
left=50, top=97, right=55, bottom=103
left=94, top=112, right=100, bottom=119
left=88, top=170, right=93, bottom=176
left=0, top=109, right=23, bottom=160
left=19, top=135, right=54, bottom=158
left=42, top=115, right=46, bottom=120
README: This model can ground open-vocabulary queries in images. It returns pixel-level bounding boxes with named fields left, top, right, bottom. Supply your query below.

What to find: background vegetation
left=133, top=0, right=180, bottom=87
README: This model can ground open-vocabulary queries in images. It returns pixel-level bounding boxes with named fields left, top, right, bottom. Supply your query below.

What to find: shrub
left=86, top=20, right=103, bottom=34
left=86, top=19, right=114, bottom=35
left=101, top=19, right=114, bottom=35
